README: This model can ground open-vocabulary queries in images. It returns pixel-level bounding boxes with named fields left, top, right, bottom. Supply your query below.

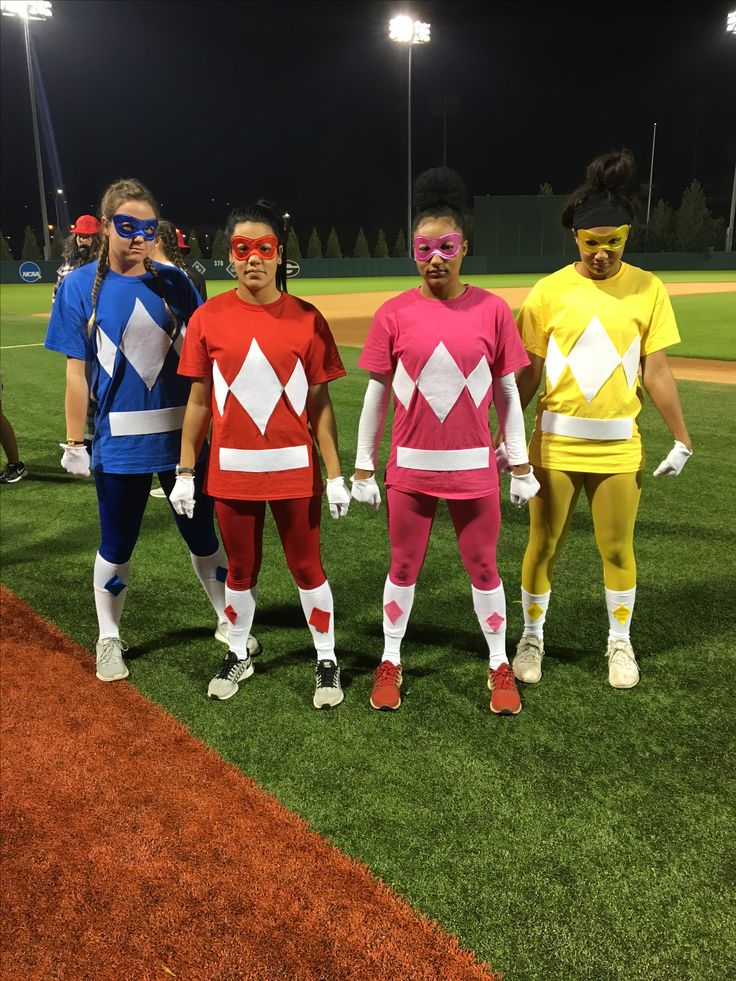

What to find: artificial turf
left=1, top=284, right=734, bottom=979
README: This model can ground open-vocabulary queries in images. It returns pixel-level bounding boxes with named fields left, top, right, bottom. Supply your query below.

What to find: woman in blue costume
left=46, top=178, right=258, bottom=683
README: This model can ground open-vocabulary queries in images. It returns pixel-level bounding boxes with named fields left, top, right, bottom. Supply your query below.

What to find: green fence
left=1, top=252, right=734, bottom=286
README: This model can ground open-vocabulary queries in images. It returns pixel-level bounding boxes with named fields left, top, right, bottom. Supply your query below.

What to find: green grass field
left=2, top=276, right=735, bottom=360
left=1, top=282, right=735, bottom=979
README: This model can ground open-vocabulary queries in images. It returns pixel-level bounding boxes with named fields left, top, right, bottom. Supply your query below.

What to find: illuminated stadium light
left=727, top=10, right=736, bottom=33
left=389, top=16, right=432, bottom=255
left=0, top=1, right=52, bottom=19
left=2, top=0, right=53, bottom=258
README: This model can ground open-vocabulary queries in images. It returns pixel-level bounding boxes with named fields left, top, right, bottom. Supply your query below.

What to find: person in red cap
left=53, top=214, right=105, bottom=448
left=53, top=214, right=102, bottom=302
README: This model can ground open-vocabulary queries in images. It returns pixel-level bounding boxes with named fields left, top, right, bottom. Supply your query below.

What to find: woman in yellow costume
left=509, top=149, right=692, bottom=689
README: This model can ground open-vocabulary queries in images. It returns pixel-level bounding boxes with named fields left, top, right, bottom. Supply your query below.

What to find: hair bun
left=585, top=149, right=636, bottom=194
left=413, top=167, right=467, bottom=215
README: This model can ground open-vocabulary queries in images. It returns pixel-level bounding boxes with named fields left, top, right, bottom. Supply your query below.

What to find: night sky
left=1, top=0, right=734, bottom=250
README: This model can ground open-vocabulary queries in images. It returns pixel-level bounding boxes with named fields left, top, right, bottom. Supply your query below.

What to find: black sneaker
left=0, top=462, right=27, bottom=484
left=207, top=650, right=254, bottom=700
left=313, top=659, right=344, bottom=709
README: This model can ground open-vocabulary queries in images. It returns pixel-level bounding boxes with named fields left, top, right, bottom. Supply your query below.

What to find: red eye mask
left=230, top=235, right=279, bottom=261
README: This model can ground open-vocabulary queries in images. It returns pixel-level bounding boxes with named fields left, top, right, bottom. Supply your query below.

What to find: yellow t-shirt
left=517, top=262, right=680, bottom=473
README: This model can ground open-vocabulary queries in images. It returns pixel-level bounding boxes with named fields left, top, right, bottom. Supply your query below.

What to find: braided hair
left=226, top=200, right=290, bottom=293
left=155, top=219, right=188, bottom=270
left=412, top=167, right=468, bottom=235
left=562, top=149, right=639, bottom=230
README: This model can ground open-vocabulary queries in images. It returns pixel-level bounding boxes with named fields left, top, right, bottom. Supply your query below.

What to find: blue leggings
left=95, top=460, right=219, bottom=564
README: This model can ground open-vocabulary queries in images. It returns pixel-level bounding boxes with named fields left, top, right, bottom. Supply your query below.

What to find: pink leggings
left=215, top=496, right=326, bottom=591
left=386, top=487, right=501, bottom=590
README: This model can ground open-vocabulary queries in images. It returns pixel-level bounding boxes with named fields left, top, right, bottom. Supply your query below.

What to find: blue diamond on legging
left=215, top=566, right=228, bottom=583
left=105, top=575, right=127, bottom=596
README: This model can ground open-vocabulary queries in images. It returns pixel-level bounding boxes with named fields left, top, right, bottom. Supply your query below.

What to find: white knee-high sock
left=472, top=583, right=508, bottom=669
left=382, top=577, right=416, bottom=665
left=298, top=580, right=336, bottom=662
left=522, top=587, right=551, bottom=639
left=93, top=553, right=130, bottom=640
left=190, top=545, right=228, bottom=622
left=224, top=585, right=257, bottom=659
left=605, top=586, right=636, bottom=642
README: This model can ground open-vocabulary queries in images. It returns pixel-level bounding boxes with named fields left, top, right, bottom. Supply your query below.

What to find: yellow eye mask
left=576, top=224, right=630, bottom=253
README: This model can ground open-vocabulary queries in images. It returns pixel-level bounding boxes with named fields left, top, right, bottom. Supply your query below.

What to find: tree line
left=1, top=180, right=727, bottom=261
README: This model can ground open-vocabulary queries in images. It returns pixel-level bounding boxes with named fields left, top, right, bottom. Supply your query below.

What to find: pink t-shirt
left=359, top=286, right=529, bottom=498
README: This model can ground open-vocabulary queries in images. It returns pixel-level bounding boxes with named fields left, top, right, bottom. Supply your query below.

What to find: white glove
left=326, top=476, right=351, bottom=519
left=59, top=443, right=90, bottom=478
left=495, top=442, right=511, bottom=474
left=510, top=467, right=540, bottom=507
left=350, top=474, right=382, bottom=510
left=653, top=440, right=692, bottom=477
left=169, top=475, right=196, bottom=518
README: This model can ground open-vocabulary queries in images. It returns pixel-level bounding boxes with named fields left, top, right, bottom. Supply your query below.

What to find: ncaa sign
left=19, top=261, right=42, bottom=283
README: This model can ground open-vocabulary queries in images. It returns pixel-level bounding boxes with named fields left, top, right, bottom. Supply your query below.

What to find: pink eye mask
left=413, top=232, right=463, bottom=261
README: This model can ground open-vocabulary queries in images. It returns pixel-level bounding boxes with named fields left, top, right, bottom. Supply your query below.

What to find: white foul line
left=0, top=343, right=44, bottom=350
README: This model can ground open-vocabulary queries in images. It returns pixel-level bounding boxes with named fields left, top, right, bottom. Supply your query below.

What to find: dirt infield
left=667, top=357, right=735, bottom=383
left=0, top=587, right=498, bottom=981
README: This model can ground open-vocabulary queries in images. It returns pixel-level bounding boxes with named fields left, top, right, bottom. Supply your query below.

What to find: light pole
left=54, top=187, right=63, bottom=237
left=389, top=15, right=430, bottom=257
left=1, top=1, right=53, bottom=260
left=726, top=11, right=736, bottom=250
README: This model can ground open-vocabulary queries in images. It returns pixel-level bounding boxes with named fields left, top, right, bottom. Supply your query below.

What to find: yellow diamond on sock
left=613, top=605, right=631, bottom=625
left=527, top=603, right=544, bottom=621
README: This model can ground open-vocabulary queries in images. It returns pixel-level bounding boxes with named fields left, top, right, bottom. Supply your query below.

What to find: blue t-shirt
left=45, top=261, right=202, bottom=473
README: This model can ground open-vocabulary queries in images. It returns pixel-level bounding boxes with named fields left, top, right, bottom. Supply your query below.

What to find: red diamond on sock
left=486, top=612, right=505, bottom=632
left=224, top=605, right=237, bottom=624
left=383, top=600, right=403, bottom=624
left=308, top=607, right=331, bottom=633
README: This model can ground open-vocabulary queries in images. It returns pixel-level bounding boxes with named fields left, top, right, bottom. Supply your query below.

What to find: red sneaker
left=370, top=660, right=403, bottom=710
left=488, top=663, right=522, bottom=715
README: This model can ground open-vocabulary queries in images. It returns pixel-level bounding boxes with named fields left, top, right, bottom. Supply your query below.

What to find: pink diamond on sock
left=384, top=600, right=403, bottom=625
left=224, top=605, right=237, bottom=624
left=309, top=607, right=331, bottom=633
left=486, top=612, right=505, bottom=633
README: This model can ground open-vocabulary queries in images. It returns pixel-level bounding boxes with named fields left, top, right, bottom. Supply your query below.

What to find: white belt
left=397, top=446, right=489, bottom=471
left=541, top=411, right=633, bottom=441
left=109, top=405, right=186, bottom=437
left=219, top=445, right=309, bottom=472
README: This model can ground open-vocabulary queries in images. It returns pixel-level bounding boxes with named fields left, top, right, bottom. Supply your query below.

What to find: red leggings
left=215, top=496, right=326, bottom=591
left=386, top=487, right=502, bottom=590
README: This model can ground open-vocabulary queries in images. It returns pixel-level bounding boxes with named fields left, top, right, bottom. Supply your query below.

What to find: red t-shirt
left=178, top=290, right=345, bottom=500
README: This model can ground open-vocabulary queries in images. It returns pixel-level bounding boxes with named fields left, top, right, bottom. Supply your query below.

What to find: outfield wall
left=2, top=252, right=735, bottom=284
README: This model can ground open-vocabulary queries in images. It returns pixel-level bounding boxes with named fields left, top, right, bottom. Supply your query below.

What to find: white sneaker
left=207, top=651, right=254, bottom=700
left=96, top=637, right=130, bottom=682
left=606, top=639, right=639, bottom=689
left=149, top=486, right=167, bottom=498
left=214, top=620, right=262, bottom=656
left=512, top=634, right=544, bottom=683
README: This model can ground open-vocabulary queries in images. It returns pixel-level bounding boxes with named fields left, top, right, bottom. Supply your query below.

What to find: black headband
left=572, top=196, right=632, bottom=229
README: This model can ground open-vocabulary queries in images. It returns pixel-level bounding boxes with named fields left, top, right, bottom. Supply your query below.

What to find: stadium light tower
left=389, top=15, right=431, bottom=257
left=1, top=0, right=53, bottom=260
left=727, top=11, right=736, bottom=249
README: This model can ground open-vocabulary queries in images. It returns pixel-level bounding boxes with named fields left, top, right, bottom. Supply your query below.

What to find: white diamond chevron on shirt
left=96, top=326, right=117, bottom=377
left=416, top=342, right=472, bottom=423
left=118, top=298, right=173, bottom=391
left=224, top=338, right=310, bottom=433
left=393, top=345, right=494, bottom=422
left=564, top=316, right=625, bottom=403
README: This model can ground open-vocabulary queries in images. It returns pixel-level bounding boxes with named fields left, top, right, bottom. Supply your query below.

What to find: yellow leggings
left=522, top=468, right=643, bottom=594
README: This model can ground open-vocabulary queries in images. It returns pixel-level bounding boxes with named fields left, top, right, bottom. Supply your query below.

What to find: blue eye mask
left=112, top=213, right=159, bottom=241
